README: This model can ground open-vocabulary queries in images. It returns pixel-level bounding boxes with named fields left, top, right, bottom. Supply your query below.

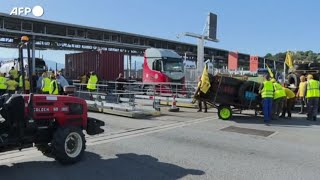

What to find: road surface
left=1, top=108, right=320, bottom=180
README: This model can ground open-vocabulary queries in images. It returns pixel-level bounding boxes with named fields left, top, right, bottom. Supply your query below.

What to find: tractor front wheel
left=51, top=127, right=86, bottom=165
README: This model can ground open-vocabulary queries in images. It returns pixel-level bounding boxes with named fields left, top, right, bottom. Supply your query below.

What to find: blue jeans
left=263, top=98, right=273, bottom=122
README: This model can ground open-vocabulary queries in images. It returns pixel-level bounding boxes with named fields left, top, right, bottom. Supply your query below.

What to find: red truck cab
left=143, top=48, right=185, bottom=94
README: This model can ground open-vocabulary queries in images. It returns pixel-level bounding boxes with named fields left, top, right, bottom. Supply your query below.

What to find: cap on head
left=307, top=74, right=313, bottom=80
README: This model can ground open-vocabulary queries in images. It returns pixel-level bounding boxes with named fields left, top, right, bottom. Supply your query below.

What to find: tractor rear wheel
left=51, top=127, right=86, bottom=165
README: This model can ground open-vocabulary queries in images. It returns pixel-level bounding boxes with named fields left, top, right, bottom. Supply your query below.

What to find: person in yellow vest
left=0, top=73, right=7, bottom=95
left=87, top=71, right=98, bottom=91
left=49, top=75, right=59, bottom=95
left=280, top=84, right=296, bottom=119
left=9, top=67, right=18, bottom=81
left=271, top=78, right=286, bottom=119
left=5, top=76, right=18, bottom=95
left=259, top=74, right=274, bottom=124
left=41, top=72, right=51, bottom=94
left=24, top=76, right=30, bottom=94
left=296, top=75, right=307, bottom=114
left=306, top=74, right=320, bottom=121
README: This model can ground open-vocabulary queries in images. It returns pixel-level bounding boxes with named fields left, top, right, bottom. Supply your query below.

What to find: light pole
left=178, top=13, right=218, bottom=80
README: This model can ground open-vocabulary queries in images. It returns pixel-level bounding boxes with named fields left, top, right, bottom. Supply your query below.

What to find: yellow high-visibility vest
left=306, top=79, right=320, bottom=98
left=273, top=82, right=286, bottom=99
left=42, top=77, right=51, bottom=92
left=261, top=81, right=274, bottom=98
left=19, top=75, right=23, bottom=87
left=0, top=77, right=7, bottom=90
left=50, top=80, right=59, bottom=95
left=6, top=80, right=18, bottom=91
left=9, top=69, right=18, bottom=79
left=87, top=75, right=98, bottom=90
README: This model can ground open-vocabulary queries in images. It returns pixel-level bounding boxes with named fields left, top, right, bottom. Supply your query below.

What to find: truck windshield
left=162, top=58, right=183, bottom=72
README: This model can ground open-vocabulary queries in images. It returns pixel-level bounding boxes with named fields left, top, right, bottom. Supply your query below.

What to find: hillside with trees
left=265, top=51, right=320, bottom=62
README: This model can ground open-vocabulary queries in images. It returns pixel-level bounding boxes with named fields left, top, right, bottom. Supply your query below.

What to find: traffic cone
left=168, top=95, right=179, bottom=112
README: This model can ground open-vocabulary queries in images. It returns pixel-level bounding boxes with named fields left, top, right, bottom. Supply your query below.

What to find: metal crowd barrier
left=73, top=81, right=199, bottom=111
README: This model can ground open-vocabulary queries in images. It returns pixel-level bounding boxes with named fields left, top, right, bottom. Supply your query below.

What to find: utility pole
left=178, top=13, right=219, bottom=80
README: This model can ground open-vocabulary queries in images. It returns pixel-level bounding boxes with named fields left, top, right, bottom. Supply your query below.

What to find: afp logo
left=10, top=5, right=44, bottom=17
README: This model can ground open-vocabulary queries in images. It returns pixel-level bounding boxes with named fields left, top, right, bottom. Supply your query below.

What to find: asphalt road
left=1, top=107, right=320, bottom=180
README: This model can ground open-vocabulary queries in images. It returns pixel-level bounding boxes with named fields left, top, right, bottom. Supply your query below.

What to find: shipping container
left=65, top=51, right=124, bottom=81
left=228, top=52, right=238, bottom=70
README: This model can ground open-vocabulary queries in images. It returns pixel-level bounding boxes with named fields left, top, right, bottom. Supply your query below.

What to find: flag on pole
left=285, top=51, right=294, bottom=69
left=266, top=64, right=274, bottom=78
left=199, top=64, right=211, bottom=93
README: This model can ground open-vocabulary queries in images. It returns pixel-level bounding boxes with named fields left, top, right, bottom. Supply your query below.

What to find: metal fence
left=72, top=81, right=199, bottom=111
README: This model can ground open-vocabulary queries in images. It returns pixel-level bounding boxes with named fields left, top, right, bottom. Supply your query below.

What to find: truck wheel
left=51, top=127, right=86, bottom=165
left=218, top=105, right=232, bottom=120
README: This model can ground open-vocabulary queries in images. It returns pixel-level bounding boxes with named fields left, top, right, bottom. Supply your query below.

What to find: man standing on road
left=195, top=76, right=207, bottom=113
left=116, top=73, right=126, bottom=93
left=41, top=72, right=51, bottom=94
left=56, top=73, right=69, bottom=94
left=87, top=71, right=98, bottom=92
left=296, top=75, right=307, bottom=114
left=306, top=74, right=320, bottom=121
left=260, top=74, right=274, bottom=124
left=9, top=67, right=18, bottom=81
left=280, top=84, right=296, bottom=119
left=271, top=78, right=286, bottom=119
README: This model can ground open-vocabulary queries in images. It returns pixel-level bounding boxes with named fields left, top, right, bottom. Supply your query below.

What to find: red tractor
left=0, top=36, right=104, bottom=164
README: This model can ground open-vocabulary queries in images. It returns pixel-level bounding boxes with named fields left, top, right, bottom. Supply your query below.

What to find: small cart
left=196, top=75, right=262, bottom=120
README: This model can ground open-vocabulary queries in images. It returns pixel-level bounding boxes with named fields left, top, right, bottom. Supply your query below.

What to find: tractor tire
left=51, top=127, right=86, bottom=165
left=287, top=73, right=299, bottom=87
left=294, top=64, right=309, bottom=70
left=308, top=63, right=319, bottom=68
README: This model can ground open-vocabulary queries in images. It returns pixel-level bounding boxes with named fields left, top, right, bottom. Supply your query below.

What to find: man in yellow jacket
left=280, top=84, right=296, bottom=119
left=296, top=75, right=307, bottom=114
left=50, top=75, right=59, bottom=95
left=5, top=76, right=18, bottom=95
left=87, top=71, right=98, bottom=91
left=260, top=75, right=274, bottom=124
left=0, top=73, right=7, bottom=95
left=41, top=73, right=51, bottom=94
left=271, top=78, right=286, bottom=119
left=9, top=67, right=18, bottom=81
left=306, top=74, right=320, bottom=121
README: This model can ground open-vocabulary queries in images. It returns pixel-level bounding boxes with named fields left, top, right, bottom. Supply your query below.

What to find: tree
left=264, top=53, right=273, bottom=59
left=265, top=51, right=320, bottom=62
